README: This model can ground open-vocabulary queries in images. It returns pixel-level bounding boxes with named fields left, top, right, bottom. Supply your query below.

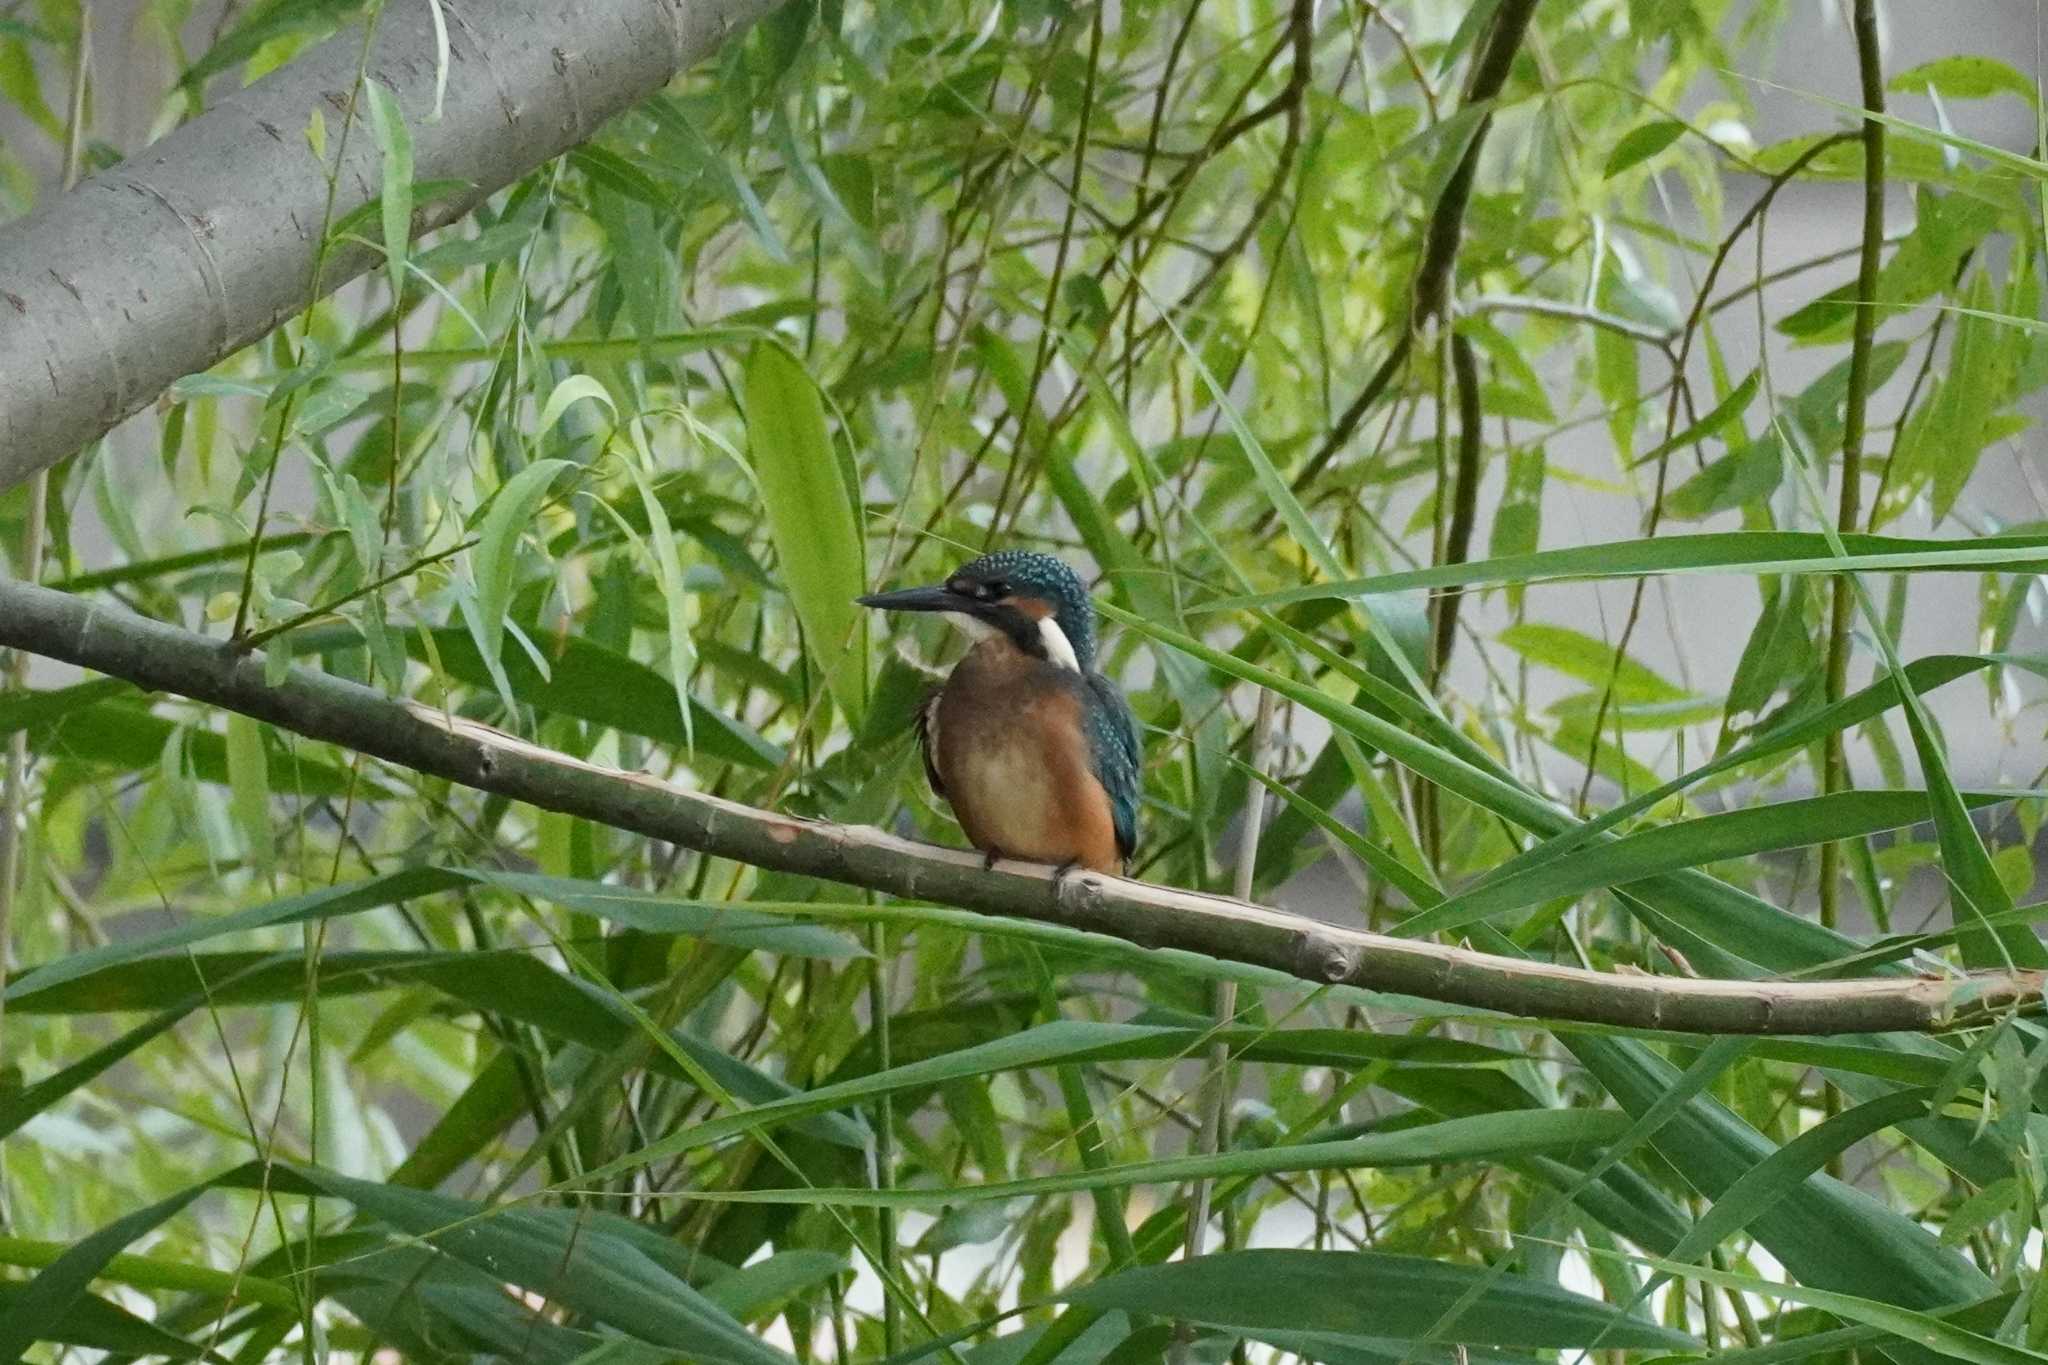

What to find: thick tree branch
left=0, top=578, right=2038, bottom=1036
left=0, top=0, right=783, bottom=492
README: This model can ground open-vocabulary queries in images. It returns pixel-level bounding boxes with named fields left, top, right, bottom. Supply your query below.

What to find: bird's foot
left=981, top=846, right=1004, bottom=872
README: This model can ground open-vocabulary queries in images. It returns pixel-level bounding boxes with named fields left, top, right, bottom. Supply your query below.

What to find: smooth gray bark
left=0, top=0, right=781, bottom=491
left=1, top=575, right=2037, bottom=1037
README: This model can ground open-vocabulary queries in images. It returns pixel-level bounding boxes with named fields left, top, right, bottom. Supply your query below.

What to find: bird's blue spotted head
left=857, top=550, right=1097, bottom=671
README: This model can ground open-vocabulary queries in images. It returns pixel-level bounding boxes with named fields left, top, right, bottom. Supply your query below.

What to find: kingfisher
left=857, top=550, right=1140, bottom=875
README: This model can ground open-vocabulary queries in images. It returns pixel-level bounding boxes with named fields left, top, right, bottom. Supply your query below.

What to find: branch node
left=1300, top=933, right=1358, bottom=984
left=1054, top=869, right=1109, bottom=924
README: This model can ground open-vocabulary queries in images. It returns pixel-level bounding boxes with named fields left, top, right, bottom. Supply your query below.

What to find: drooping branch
left=0, top=0, right=783, bottom=492
left=1, top=578, right=2037, bottom=1036
left=1288, top=0, right=1539, bottom=496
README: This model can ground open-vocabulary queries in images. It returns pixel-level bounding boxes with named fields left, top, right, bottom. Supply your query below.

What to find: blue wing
left=1081, top=671, right=1142, bottom=863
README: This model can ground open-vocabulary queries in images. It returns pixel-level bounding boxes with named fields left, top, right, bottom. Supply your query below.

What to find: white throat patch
left=1037, top=616, right=1081, bottom=672
left=947, top=610, right=1080, bottom=671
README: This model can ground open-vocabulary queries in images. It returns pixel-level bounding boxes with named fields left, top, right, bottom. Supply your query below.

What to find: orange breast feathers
left=932, top=643, right=1122, bottom=873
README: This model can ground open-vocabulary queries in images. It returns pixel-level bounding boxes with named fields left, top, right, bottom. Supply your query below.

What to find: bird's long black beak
left=855, top=583, right=965, bottom=614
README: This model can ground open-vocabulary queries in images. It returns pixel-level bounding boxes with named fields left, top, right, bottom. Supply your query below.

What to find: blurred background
left=7, top=1, right=2042, bottom=787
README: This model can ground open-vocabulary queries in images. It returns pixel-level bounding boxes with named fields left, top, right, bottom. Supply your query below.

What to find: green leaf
left=744, top=340, right=866, bottom=723
left=223, top=713, right=274, bottom=885
left=0, top=1285, right=207, bottom=1360
left=580, top=1020, right=1519, bottom=1186
left=465, top=457, right=573, bottom=707
left=1195, top=528, right=2048, bottom=612
left=535, top=374, right=616, bottom=437
left=1565, top=1033, right=1989, bottom=1322
left=1661, top=434, right=1783, bottom=520
left=361, top=77, right=414, bottom=298
left=1629, top=369, right=1759, bottom=468
left=1879, top=273, right=2019, bottom=526
left=1115, top=605, right=1862, bottom=974
left=1065, top=1250, right=1697, bottom=1351
left=471, top=870, right=862, bottom=960
left=0, top=678, right=130, bottom=735
left=246, top=1164, right=798, bottom=1365
left=11, top=687, right=373, bottom=801
left=1497, top=623, right=1688, bottom=702
left=1636, top=1254, right=2044, bottom=1365
left=0, top=1183, right=214, bottom=1364
left=307, top=624, right=783, bottom=769
left=623, top=445, right=698, bottom=751
left=1889, top=56, right=2038, bottom=104
left=4, top=867, right=463, bottom=1004
left=704, top=1250, right=849, bottom=1317
left=1603, top=119, right=1687, bottom=177
left=643, top=1109, right=1627, bottom=1209
left=1400, top=789, right=2027, bottom=939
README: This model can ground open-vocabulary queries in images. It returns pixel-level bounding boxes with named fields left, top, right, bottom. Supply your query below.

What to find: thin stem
left=1173, top=689, right=1277, bottom=1364
left=1431, top=333, right=1485, bottom=682
left=1289, top=0, right=1539, bottom=498
left=985, top=4, right=1104, bottom=541
left=1814, top=0, right=1888, bottom=1179
left=1569, top=132, right=1853, bottom=813
left=1819, top=0, right=1887, bottom=936
left=229, top=13, right=381, bottom=642
left=869, top=921, right=902, bottom=1355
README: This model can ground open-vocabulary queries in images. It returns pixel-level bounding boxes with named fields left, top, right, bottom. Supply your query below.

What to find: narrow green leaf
left=1065, top=1249, right=1697, bottom=1351
left=300, top=624, right=784, bottom=769
left=1636, top=1254, right=2044, bottom=1365
left=1403, top=789, right=2028, bottom=939
left=1194, top=529, right=2048, bottom=613
left=623, top=444, right=697, bottom=750
left=223, top=713, right=274, bottom=886
left=1889, top=56, right=2038, bottom=104
left=744, top=340, right=866, bottom=722
left=645, top=1109, right=1627, bottom=1209
left=1497, top=623, right=1688, bottom=702
left=244, top=1164, right=797, bottom=1365
left=361, top=77, right=414, bottom=299
left=1604, top=119, right=1687, bottom=177
left=0, top=1184, right=213, bottom=1364
left=466, top=457, right=572, bottom=706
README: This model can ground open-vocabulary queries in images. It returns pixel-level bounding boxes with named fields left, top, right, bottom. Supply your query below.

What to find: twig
left=984, top=5, right=1104, bottom=540
left=1288, top=0, right=1540, bottom=498
left=1431, top=334, right=1485, bottom=682
left=1570, top=132, right=1855, bottom=812
left=1809, top=0, right=1889, bottom=1178
left=1819, top=0, right=1888, bottom=934
left=1463, top=294, right=1676, bottom=348
left=2, top=576, right=2038, bottom=1036
left=1173, top=689, right=1278, bottom=1363
left=869, top=921, right=901, bottom=1354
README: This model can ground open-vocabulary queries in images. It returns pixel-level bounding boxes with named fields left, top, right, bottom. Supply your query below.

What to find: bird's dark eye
left=983, top=580, right=1009, bottom=599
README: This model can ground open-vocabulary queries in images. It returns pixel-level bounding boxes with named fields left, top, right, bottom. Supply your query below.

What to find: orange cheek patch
left=1011, top=596, right=1055, bottom=621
